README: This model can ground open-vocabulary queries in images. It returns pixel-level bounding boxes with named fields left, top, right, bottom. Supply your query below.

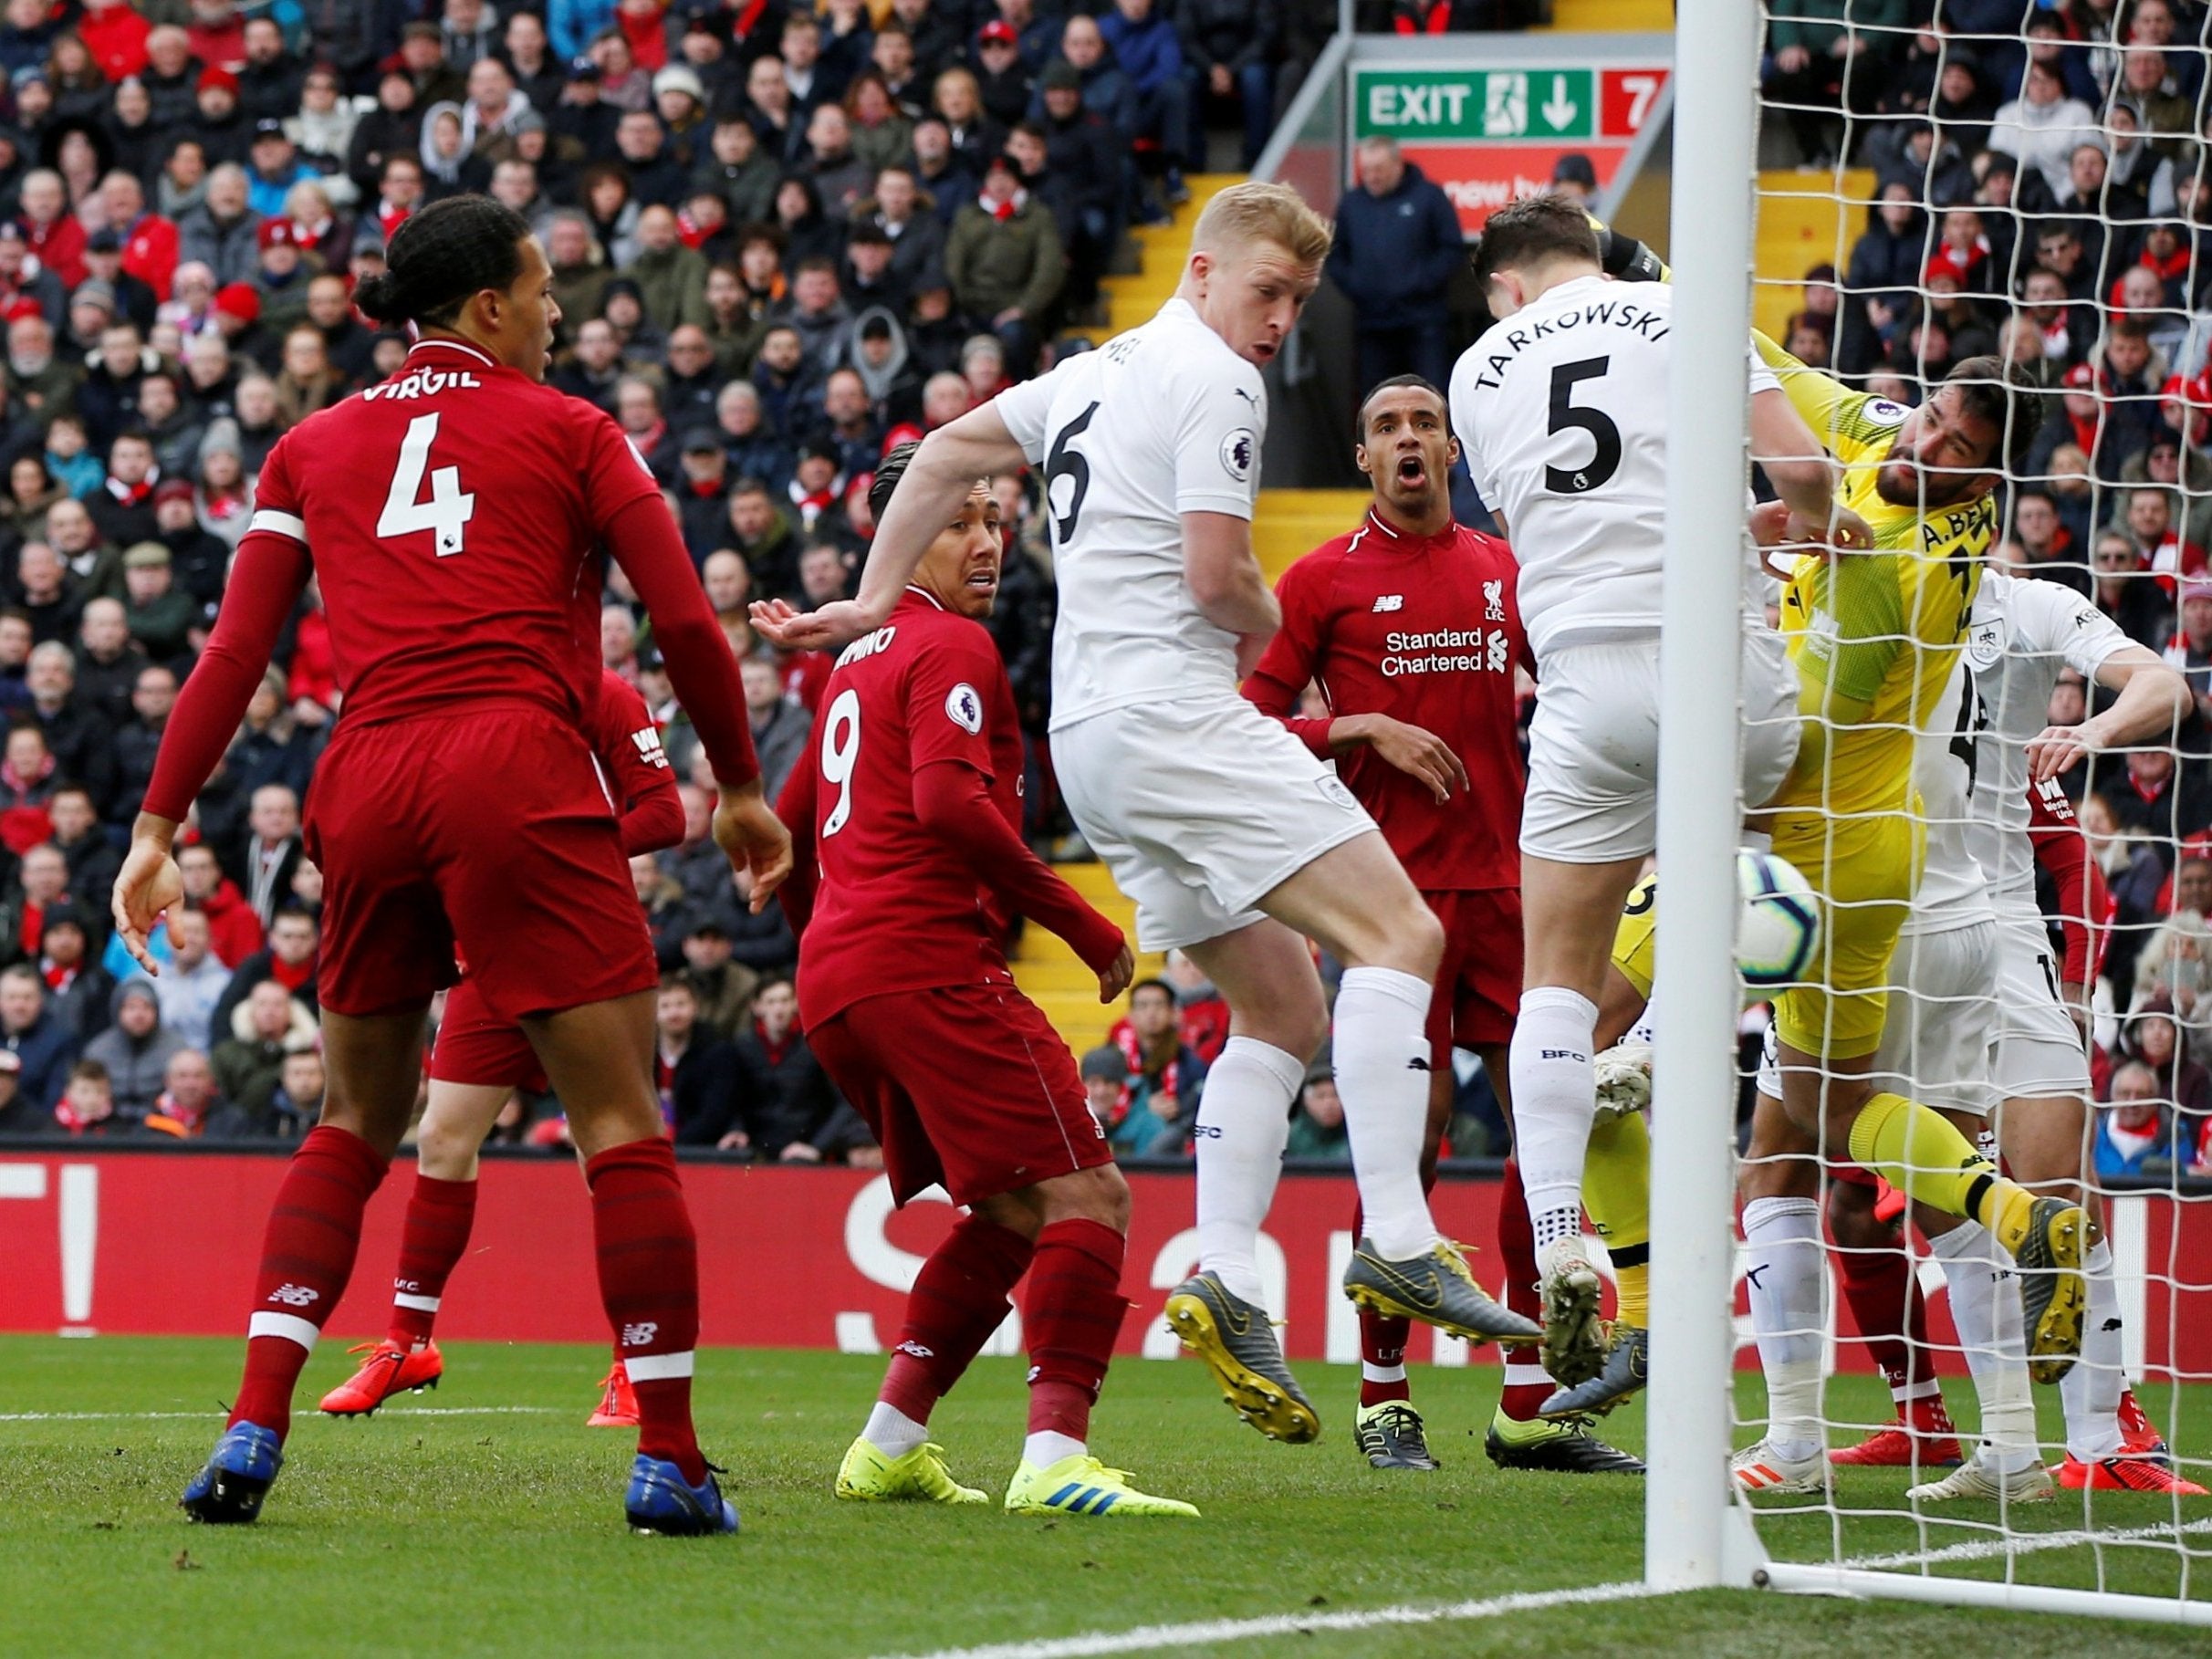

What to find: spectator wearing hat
left=120, top=543, right=192, bottom=662
left=674, top=912, right=761, bottom=1041
left=391, top=18, right=467, bottom=110
left=673, top=427, right=733, bottom=560
left=1070, top=1043, right=1129, bottom=1139
left=1036, top=63, right=1121, bottom=289
left=840, top=219, right=910, bottom=316
left=247, top=215, right=315, bottom=338
left=178, top=163, right=261, bottom=287
left=38, top=904, right=115, bottom=1041
left=77, top=0, right=149, bottom=84
left=65, top=276, right=123, bottom=359
left=83, top=977, right=184, bottom=1118
left=625, top=203, right=712, bottom=332
left=148, top=475, right=224, bottom=609
left=652, top=63, right=712, bottom=159
left=5, top=316, right=78, bottom=430
left=1549, top=151, right=1600, bottom=206
left=1325, top=135, right=1462, bottom=395
left=848, top=306, right=924, bottom=429
left=242, top=119, right=315, bottom=222
left=190, top=62, right=254, bottom=167
left=975, top=18, right=1036, bottom=127
left=945, top=151, right=1061, bottom=376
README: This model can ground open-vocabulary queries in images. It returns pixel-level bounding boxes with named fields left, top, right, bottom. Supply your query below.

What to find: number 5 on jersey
left=380, top=412, right=476, bottom=556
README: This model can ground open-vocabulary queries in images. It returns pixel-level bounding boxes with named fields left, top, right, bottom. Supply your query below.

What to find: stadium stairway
left=1017, top=183, right=1368, bottom=1054
left=1754, top=168, right=1875, bottom=343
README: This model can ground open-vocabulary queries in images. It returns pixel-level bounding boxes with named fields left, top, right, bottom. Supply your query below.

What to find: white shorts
left=1991, top=903, right=2092, bottom=1099
left=1521, top=627, right=1799, bottom=864
left=1752, top=922, right=1998, bottom=1116
left=1867, top=920, right=2000, bottom=1118
left=1051, top=695, right=1378, bottom=953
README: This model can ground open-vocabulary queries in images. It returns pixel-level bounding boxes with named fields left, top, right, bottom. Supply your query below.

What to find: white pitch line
left=0, top=1406, right=561, bottom=1423
left=874, top=1579, right=1659, bottom=1659
left=1837, top=1516, right=2212, bottom=1572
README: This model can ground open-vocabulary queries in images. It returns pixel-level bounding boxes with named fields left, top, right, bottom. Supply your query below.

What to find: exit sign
left=1349, top=62, right=1669, bottom=234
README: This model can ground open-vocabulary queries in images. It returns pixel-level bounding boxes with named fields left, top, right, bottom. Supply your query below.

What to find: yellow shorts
left=1612, top=873, right=1658, bottom=1001
left=1769, top=811, right=1920, bottom=1061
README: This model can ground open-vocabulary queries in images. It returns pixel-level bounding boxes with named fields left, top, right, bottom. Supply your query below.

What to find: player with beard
left=1243, top=375, right=1640, bottom=1476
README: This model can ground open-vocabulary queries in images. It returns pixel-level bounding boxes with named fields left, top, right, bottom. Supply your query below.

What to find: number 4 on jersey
left=379, top=412, right=475, bottom=556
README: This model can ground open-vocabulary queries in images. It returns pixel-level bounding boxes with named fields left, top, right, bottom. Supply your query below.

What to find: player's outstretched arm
left=911, top=758, right=1129, bottom=995
left=2026, top=649, right=2189, bottom=781
left=754, top=405, right=1031, bottom=652
left=123, top=527, right=314, bottom=971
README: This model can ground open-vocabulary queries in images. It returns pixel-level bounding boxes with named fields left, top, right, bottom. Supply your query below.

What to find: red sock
left=230, top=1124, right=390, bottom=1439
left=1353, top=1192, right=1427, bottom=1407
left=1497, top=1157, right=1549, bottom=1421
left=1024, top=1218, right=1130, bottom=1445
left=878, top=1215, right=1035, bottom=1424
left=586, top=1137, right=704, bottom=1484
left=1833, top=1235, right=1931, bottom=1405
left=388, top=1173, right=477, bottom=1349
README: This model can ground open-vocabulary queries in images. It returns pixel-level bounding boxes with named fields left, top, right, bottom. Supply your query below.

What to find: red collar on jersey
left=1358, top=505, right=1458, bottom=553
left=405, top=337, right=498, bottom=370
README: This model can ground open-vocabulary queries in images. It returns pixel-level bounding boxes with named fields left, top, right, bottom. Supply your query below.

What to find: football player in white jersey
left=752, top=182, right=1539, bottom=1445
left=1960, top=567, right=2198, bottom=1495
left=1445, top=191, right=1870, bottom=1384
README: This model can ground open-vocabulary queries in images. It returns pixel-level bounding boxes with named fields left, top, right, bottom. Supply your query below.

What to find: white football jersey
left=995, top=297, right=1265, bottom=731
left=1964, top=569, right=2137, bottom=904
left=1447, top=276, right=1779, bottom=660
left=1900, top=656, right=1995, bottom=936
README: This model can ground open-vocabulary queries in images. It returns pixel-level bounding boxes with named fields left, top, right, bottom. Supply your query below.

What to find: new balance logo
left=1372, top=594, right=1404, bottom=613
left=895, top=1341, right=936, bottom=1360
left=267, top=1284, right=318, bottom=1308
left=621, top=1321, right=659, bottom=1348
left=393, top=1279, right=421, bottom=1294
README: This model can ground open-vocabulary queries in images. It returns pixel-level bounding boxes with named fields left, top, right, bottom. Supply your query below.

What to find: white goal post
left=1654, top=0, right=2212, bottom=1628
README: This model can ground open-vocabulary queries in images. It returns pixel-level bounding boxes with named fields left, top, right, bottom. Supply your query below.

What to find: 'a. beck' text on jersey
left=995, top=297, right=1265, bottom=729
left=1447, top=276, right=1778, bottom=660
left=1244, top=508, right=1527, bottom=892
left=787, top=588, right=1028, bottom=1025
left=246, top=338, right=664, bottom=733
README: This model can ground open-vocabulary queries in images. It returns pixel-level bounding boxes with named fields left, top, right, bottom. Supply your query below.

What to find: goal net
left=1665, top=0, right=2212, bottom=1624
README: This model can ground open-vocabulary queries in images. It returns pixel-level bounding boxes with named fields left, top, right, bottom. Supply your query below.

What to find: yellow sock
left=1845, top=1091, right=2027, bottom=1242
left=1583, top=1111, right=1651, bottom=1328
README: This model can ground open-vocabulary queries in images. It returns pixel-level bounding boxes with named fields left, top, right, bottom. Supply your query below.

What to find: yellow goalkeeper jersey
left=1755, top=336, right=1993, bottom=820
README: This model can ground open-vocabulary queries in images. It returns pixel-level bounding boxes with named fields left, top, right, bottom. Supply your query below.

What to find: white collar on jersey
left=904, top=583, right=946, bottom=610
left=406, top=336, right=497, bottom=369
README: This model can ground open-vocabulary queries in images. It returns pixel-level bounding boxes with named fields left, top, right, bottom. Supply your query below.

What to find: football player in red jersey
left=316, top=668, right=686, bottom=1431
left=1244, top=377, right=1640, bottom=1476
left=781, top=446, right=1193, bottom=1518
left=113, top=197, right=788, bottom=1536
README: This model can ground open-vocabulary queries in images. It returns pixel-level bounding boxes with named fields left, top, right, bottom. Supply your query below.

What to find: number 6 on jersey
left=379, top=411, right=476, bottom=556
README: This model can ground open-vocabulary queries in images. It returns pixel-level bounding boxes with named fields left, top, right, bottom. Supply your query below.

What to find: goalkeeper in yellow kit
left=1756, top=338, right=2090, bottom=1387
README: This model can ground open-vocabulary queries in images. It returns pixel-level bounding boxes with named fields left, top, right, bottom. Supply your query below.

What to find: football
left=1736, top=850, right=1821, bottom=988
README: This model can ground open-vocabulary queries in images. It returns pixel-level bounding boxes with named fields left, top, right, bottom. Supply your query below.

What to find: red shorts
left=1425, top=887, right=1521, bottom=1063
left=808, top=978, right=1111, bottom=1207
left=429, top=976, right=549, bottom=1092
left=303, top=707, right=658, bottom=1021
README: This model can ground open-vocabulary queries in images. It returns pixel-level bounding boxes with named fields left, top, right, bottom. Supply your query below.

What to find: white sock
left=2062, top=1237, right=2126, bottom=1461
left=862, top=1401, right=928, bottom=1459
left=1508, top=986, right=1600, bottom=1253
left=1361, top=1360, right=1407, bottom=1386
left=1332, top=965, right=1441, bottom=1261
left=1192, top=1036, right=1302, bottom=1306
left=1023, top=1430, right=1086, bottom=1468
left=1929, top=1221, right=2038, bottom=1474
left=1742, top=1195, right=1824, bottom=1460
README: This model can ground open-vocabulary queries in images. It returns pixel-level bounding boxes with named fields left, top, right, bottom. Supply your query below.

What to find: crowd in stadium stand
left=1779, top=0, right=2212, bottom=1174
left=0, top=0, right=1362, bottom=1156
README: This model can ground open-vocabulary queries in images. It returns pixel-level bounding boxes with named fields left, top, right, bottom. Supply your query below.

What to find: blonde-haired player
left=1736, top=340, right=2092, bottom=1499
left=754, top=183, right=1539, bottom=1445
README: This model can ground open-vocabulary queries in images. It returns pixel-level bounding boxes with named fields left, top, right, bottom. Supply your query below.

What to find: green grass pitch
left=2, top=1336, right=2208, bottom=1656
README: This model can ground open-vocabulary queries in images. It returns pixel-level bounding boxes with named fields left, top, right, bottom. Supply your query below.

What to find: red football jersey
left=785, top=587, right=1029, bottom=1024
left=584, top=667, right=684, bottom=857
left=1246, top=508, right=1527, bottom=892
left=246, top=338, right=663, bottom=734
